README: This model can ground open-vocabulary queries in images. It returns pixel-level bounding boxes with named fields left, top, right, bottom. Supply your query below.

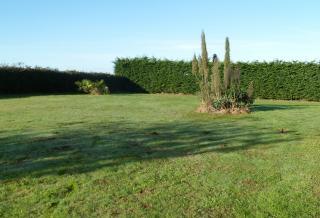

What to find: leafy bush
left=75, top=79, right=110, bottom=95
left=212, top=87, right=254, bottom=111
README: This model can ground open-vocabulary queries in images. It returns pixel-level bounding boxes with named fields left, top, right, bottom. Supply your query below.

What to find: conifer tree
left=201, top=32, right=209, bottom=75
left=224, top=37, right=231, bottom=89
left=201, top=31, right=211, bottom=106
left=192, top=54, right=199, bottom=76
left=192, top=54, right=203, bottom=99
left=211, top=54, right=221, bottom=99
left=197, top=55, right=205, bottom=103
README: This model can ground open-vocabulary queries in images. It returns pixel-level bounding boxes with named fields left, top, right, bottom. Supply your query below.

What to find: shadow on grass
left=0, top=119, right=300, bottom=181
left=0, top=92, right=145, bottom=100
left=252, top=104, right=307, bottom=112
left=0, top=93, right=77, bottom=100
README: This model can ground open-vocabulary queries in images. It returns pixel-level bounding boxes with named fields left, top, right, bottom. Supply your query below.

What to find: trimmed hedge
left=0, top=66, right=145, bottom=94
left=115, top=57, right=320, bottom=101
left=114, top=57, right=198, bottom=94
left=238, top=62, right=320, bottom=101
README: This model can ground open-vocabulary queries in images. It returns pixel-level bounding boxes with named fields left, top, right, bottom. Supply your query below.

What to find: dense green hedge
left=115, top=57, right=320, bottom=101
left=238, top=62, right=320, bottom=101
left=0, top=66, right=144, bottom=94
left=114, top=57, right=198, bottom=94
left=3, top=60, right=320, bottom=100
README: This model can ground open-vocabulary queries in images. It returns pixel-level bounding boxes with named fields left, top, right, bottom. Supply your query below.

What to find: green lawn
left=1, top=94, right=320, bottom=217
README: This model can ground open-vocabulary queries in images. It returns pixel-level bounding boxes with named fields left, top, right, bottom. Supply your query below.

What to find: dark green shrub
left=212, top=96, right=232, bottom=110
left=212, top=79, right=253, bottom=110
left=212, top=88, right=253, bottom=111
left=75, top=79, right=110, bottom=95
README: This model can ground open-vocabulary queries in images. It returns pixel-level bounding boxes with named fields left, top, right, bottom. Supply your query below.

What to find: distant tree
left=224, top=37, right=231, bottom=89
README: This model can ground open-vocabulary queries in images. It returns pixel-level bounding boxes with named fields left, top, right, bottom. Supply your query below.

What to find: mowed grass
left=1, top=94, right=320, bottom=217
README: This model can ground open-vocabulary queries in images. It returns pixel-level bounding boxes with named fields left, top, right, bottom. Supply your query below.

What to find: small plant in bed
left=192, top=32, right=254, bottom=114
left=75, top=79, right=110, bottom=95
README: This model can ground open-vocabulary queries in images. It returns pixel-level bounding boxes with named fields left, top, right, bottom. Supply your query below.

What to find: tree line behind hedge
left=115, top=58, right=320, bottom=101
left=0, top=66, right=144, bottom=94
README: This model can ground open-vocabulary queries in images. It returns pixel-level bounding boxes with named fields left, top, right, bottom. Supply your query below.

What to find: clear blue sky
left=1, top=0, right=320, bottom=73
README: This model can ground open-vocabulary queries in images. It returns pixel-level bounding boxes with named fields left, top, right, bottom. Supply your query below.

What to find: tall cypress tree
left=192, top=54, right=199, bottom=77
left=192, top=54, right=202, bottom=96
left=192, top=33, right=254, bottom=113
left=224, top=37, right=231, bottom=89
left=197, top=55, right=205, bottom=103
left=201, top=31, right=210, bottom=106
left=211, top=54, right=221, bottom=99
left=201, top=31, right=209, bottom=75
